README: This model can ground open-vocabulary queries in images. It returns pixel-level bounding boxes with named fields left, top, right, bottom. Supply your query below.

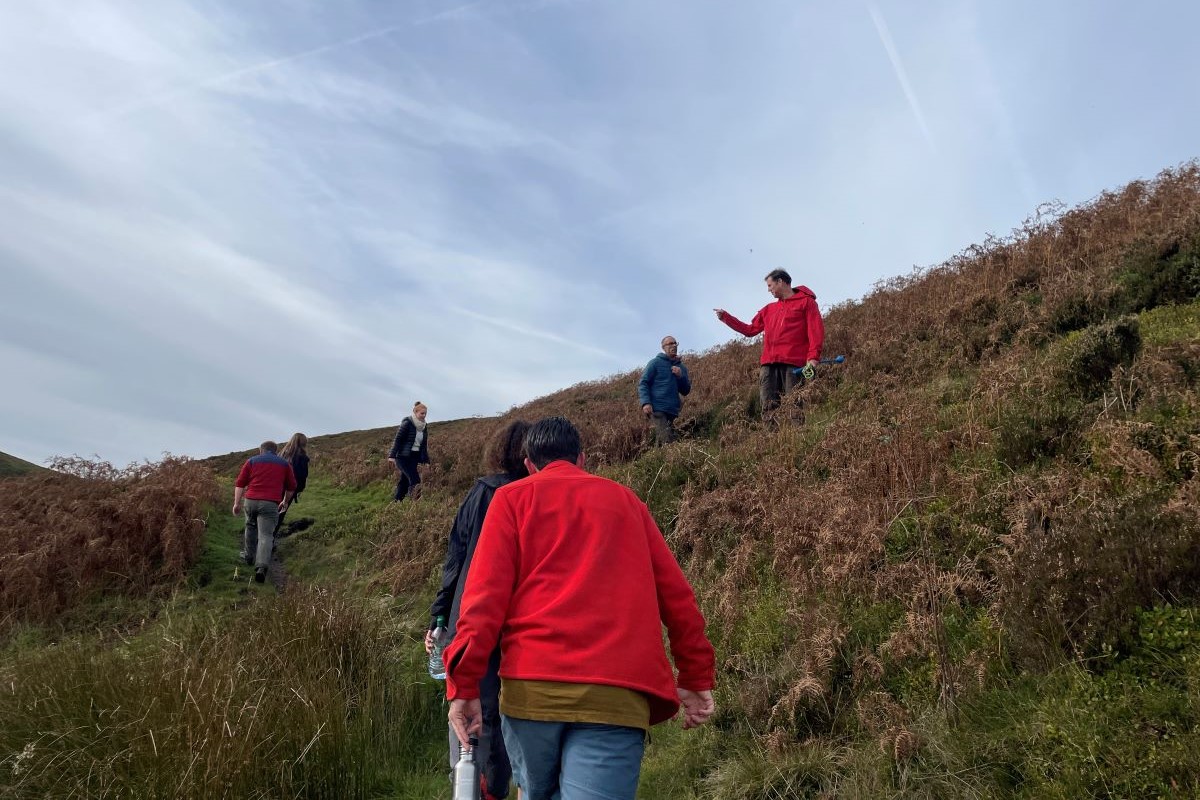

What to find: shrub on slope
left=0, top=456, right=219, bottom=628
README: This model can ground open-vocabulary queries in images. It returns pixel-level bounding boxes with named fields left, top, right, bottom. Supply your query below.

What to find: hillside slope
left=359, top=163, right=1200, bottom=796
left=0, top=450, right=44, bottom=478
left=4, top=163, right=1199, bottom=798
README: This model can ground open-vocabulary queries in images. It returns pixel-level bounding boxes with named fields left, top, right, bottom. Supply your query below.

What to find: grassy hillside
left=3, top=163, right=1200, bottom=798
left=0, top=450, right=44, bottom=478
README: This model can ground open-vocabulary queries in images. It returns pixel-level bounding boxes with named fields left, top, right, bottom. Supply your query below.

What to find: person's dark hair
left=764, top=268, right=792, bottom=285
left=483, top=420, right=531, bottom=477
left=523, top=416, right=581, bottom=469
left=259, top=440, right=278, bottom=454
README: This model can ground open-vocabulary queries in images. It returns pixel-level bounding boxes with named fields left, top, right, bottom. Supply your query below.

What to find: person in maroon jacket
left=446, top=416, right=715, bottom=800
left=714, top=268, right=825, bottom=419
left=233, top=441, right=297, bottom=584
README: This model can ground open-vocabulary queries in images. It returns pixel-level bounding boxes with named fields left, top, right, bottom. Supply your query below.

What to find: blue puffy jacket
left=638, top=353, right=691, bottom=416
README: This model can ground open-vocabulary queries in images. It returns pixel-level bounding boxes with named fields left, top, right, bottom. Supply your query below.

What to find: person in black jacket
left=427, top=419, right=530, bottom=800
left=277, top=432, right=309, bottom=527
left=387, top=402, right=430, bottom=502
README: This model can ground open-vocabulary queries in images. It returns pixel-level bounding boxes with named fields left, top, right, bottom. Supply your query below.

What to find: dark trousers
left=393, top=455, right=422, bottom=501
left=650, top=411, right=677, bottom=445
left=760, top=363, right=801, bottom=417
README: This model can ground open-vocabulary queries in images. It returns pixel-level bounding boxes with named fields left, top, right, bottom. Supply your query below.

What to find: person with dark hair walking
left=714, top=268, right=825, bottom=419
left=277, top=432, right=309, bottom=528
left=427, top=419, right=531, bottom=800
left=445, top=416, right=716, bottom=800
left=233, top=440, right=297, bottom=584
left=388, top=402, right=430, bottom=502
left=638, top=335, right=691, bottom=445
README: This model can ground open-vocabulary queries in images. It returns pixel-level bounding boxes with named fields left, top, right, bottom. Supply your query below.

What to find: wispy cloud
left=2, top=0, right=1198, bottom=465
left=868, top=3, right=936, bottom=153
left=86, top=17, right=419, bottom=123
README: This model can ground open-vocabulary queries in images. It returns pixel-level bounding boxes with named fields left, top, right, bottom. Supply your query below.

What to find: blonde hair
left=280, top=432, right=307, bottom=460
left=413, top=401, right=428, bottom=412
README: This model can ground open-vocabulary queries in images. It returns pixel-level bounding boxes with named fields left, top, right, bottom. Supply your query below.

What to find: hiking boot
left=254, top=567, right=267, bottom=584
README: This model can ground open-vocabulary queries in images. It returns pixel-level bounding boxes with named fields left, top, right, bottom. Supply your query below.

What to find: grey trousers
left=243, top=498, right=279, bottom=569
left=760, top=363, right=801, bottom=416
left=650, top=411, right=677, bottom=445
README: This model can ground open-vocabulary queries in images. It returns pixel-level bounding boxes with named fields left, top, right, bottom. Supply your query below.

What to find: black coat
left=430, top=473, right=519, bottom=631
left=290, top=452, right=309, bottom=496
left=388, top=417, right=430, bottom=464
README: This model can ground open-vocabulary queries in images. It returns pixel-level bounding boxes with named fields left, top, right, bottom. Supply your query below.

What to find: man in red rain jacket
left=714, top=268, right=825, bottom=417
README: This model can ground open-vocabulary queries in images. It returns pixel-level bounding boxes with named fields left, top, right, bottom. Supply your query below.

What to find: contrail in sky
left=868, top=3, right=936, bottom=152
left=86, top=20, right=415, bottom=123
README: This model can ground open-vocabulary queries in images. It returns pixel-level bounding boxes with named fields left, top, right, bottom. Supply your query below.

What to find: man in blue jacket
left=638, top=335, right=691, bottom=445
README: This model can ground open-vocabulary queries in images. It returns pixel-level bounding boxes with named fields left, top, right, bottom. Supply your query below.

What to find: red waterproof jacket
left=719, top=284, right=825, bottom=366
left=444, top=461, right=715, bottom=725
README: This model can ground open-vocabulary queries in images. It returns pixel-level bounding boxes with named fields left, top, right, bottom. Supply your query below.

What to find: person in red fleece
left=233, top=440, right=297, bottom=584
left=714, top=268, right=825, bottom=418
left=445, top=416, right=715, bottom=800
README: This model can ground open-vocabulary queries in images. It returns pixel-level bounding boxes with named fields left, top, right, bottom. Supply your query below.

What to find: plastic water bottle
left=428, top=616, right=450, bottom=680
left=453, top=738, right=480, bottom=800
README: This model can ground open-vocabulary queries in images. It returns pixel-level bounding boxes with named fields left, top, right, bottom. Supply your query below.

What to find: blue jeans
left=501, top=716, right=645, bottom=800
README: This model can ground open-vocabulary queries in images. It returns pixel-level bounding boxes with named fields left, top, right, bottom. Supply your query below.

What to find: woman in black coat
left=278, top=432, right=309, bottom=527
left=387, top=401, right=430, bottom=502
left=427, top=419, right=530, bottom=800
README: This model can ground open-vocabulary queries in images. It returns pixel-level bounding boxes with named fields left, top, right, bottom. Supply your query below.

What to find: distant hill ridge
left=0, top=450, right=44, bottom=478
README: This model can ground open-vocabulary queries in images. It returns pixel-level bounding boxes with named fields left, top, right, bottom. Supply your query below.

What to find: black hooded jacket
left=430, top=472, right=522, bottom=632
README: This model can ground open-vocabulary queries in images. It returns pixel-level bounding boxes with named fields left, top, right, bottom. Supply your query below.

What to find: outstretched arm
left=714, top=307, right=764, bottom=337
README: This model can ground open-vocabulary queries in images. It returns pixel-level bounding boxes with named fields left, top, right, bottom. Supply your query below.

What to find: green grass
left=0, top=450, right=44, bottom=478
left=5, top=226, right=1200, bottom=797
left=0, top=468, right=461, bottom=799
left=0, top=588, right=446, bottom=799
left=1138, top=297, right=1200, bottom=346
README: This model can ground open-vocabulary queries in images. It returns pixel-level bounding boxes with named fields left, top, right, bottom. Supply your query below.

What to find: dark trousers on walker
left=760, top=363, right=801, bottom=420
left=393, top=455, right=422, bottom=502
left=651, top=411, right=677, bottom=445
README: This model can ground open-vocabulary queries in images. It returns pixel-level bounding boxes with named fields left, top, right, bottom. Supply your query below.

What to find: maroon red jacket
left=235, top=453, right=298, bottom=503
left=444, top=461, right=715, bottom=725
left=719, top=284, right=825, bottom=366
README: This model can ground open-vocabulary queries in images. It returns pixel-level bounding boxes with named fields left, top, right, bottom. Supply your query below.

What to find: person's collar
left=538, top=460, right=580, bottom=474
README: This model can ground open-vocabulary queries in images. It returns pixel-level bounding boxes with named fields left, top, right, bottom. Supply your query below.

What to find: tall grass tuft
left=0, top=587, right=442, bottom=799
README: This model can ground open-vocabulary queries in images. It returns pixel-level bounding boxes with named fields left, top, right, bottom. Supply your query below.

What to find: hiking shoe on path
left=254, top=567, right=267, bottom=584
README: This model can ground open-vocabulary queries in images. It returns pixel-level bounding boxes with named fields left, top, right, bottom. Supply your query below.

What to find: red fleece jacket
left=719, top=284, right=825, bottom=366
left=235, top=453, right=297, bottom=503
left=444, top=461, right=715, bottom=725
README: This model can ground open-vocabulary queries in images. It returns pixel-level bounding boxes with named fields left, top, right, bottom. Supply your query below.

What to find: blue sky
left=2, top=0, right=1197, bottom=466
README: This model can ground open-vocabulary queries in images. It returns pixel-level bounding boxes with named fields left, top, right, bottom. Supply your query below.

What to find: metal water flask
left=452, top=737, right=480, bottom=800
